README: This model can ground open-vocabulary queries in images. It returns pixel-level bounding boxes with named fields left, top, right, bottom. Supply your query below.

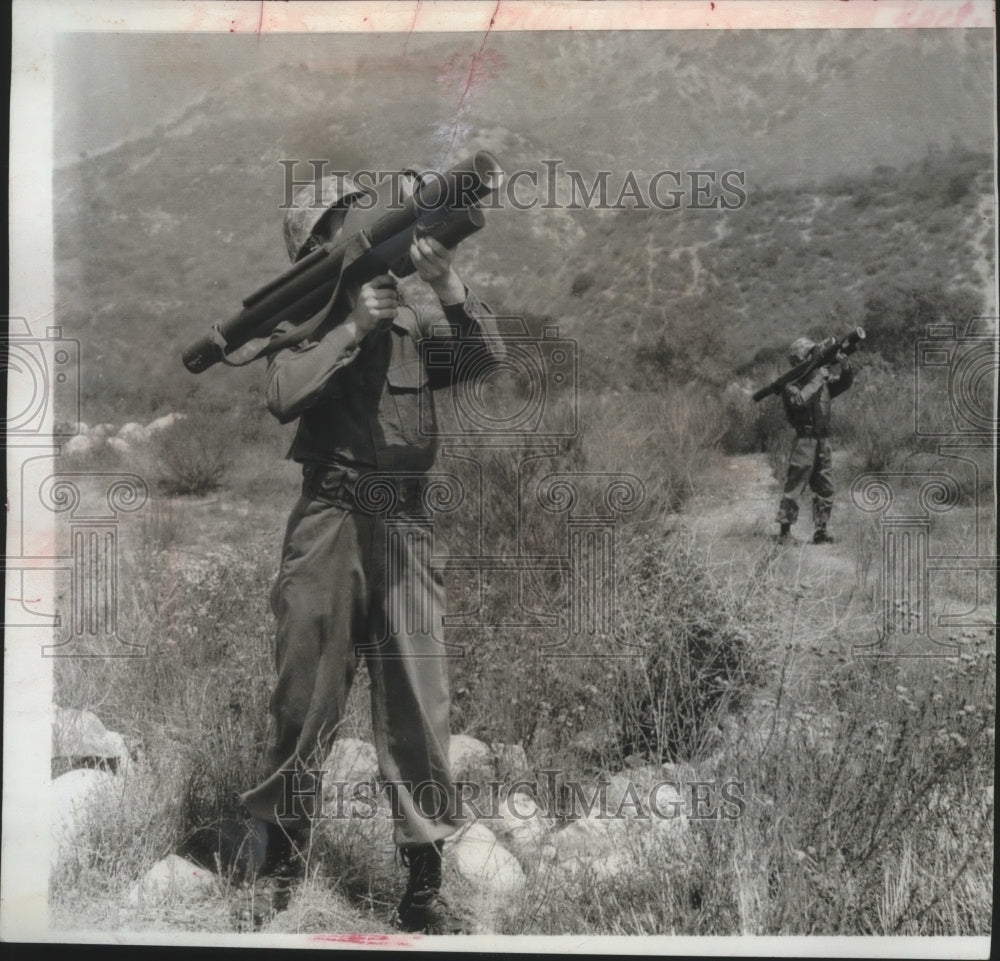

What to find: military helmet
left=788, top=336, right=815, bottom=365
left=283, top=174, right=366, bottom=263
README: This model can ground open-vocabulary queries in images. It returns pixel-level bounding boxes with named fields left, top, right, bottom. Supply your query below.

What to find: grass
left=41, top=80, right=996, bottom=937
left=731, top=646, right=994, bottom=935
left=49, top=341, right=995, bottom=937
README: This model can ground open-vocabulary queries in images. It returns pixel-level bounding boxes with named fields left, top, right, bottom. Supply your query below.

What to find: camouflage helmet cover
left=788, top=336, right=816, bottom=365
left=283, top=174, right=365, bottom=263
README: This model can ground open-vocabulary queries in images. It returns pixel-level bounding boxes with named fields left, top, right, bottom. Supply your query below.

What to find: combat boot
left=393, top=841, right=471, bottom=935
left=234, top=823, right=307, bottom=931
left=812, top=527, right=834, bottom=544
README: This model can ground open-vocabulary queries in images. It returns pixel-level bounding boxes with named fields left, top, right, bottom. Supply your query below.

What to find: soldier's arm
left=784, top=368, right=827, bottom=408
left=828, top=355, right=855, bottom=398
left=265, top=276, right=399, bottom=423
left=431, top=286, right=504, bottom=345
left=264, top=324, right=362, bottom=424
left=408, top=235, right=506, bottom=379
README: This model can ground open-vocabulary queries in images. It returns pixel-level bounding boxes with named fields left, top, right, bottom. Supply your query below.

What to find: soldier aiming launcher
left=182, top=151, right=504, bottom=374
left=752, top=328, right=865, bottom=403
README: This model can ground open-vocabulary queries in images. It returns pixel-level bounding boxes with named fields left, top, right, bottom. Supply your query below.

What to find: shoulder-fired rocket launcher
left=752, top=327, right=865, bottom=403
left=182, top=151, right=504, bottom=374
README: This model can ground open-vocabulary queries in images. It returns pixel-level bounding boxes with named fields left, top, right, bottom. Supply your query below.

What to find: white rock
left=446, top=822, right=525, bottom=891
left=126, top=854, right=216, bottom=906
left=51, top=768, right=119, bottom=869
left=322, top=737, right=380, bottom=787
left=544, top=778, right=690, bottom=882
left=312, top=796, right=397, bottom=880
left=146, top=412, right=187, bottom=433
left=63, top=435, right=93, bottom=457
left=118, top=422, right=151, bottom=444
left=314, top=739, right=390, bottom=857
left=53, top=707, right=130, bottom=771
left=444, top=822, right=526, bottom=932
left=449, top=734, right=494, bottom=782
left=546, top=813, right=616, bottom=864
left=495, top=792, right=551, bottom=850
left=107, top=437, right=130, bottom=453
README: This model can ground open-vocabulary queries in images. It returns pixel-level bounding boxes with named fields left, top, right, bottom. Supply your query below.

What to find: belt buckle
left=304, top=464, right=351, bottom=504
left=397, top=479, right=425, bottom=515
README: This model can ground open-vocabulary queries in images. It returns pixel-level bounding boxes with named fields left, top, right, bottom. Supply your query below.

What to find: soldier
left=237, top=173, right=505, bottom=933
left=775, top=336, right=854, bottom=544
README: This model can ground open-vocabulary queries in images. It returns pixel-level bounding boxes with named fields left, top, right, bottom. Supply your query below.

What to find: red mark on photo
left=310, top=933, right=418, bottom=947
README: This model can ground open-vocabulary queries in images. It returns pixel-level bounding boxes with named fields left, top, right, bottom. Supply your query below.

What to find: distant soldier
left=775, top=336, right=854, bottom=543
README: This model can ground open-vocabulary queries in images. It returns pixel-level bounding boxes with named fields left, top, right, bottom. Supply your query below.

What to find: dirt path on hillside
left=680, top=451, right=875, bottom=673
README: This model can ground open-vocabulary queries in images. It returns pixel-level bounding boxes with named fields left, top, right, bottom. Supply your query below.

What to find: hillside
left=41, top=27, right=996, bottom=941
left=55, top=139, right=993, bottom=422
left=50, top=29, right=995, bottom=422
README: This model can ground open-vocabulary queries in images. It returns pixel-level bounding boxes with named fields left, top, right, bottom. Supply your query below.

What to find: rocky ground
left=47, top=447, right=995, bottom=937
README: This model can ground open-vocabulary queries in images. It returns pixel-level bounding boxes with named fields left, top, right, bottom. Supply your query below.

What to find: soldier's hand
left=348, top=275, right=399, bottom=337
left=411, top=235, right=466, bottom=305
left=834, top=350, right=849, bottom=365
left=410, top=235, right=454, bottom=284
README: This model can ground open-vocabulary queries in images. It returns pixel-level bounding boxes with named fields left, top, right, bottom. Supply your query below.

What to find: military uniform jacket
left=781, top=362, right=853, bottom=436
left=264, top=288, right=503, bottom=474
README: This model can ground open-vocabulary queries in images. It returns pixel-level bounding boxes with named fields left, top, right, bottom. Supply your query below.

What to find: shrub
left=720, top=381, right=788, bottom=457
left=570, top=272, right=595, bottom=297
left=861, top=283, right=983, bottom=364
left=444, top=389, right=730, bottom=756
left=168, top=552, right=276, bottom=837
left=657, top=386, right=726, bottom=510
left=724, top=643, right=995, bottom=934
left=835, top=358, right=916, bottom=472
left=154, top=411, right=237, bottom=495
left=444, top=440, right=621, bottom=752
left=53, top=542, right=277, bottom=888
left=608, top=531, right=767, bottom=763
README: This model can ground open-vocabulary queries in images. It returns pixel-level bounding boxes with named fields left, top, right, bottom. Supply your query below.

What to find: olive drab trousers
left=775, top=434, right=835, bottom=530
left=240, top=492, right=461, bottom=848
